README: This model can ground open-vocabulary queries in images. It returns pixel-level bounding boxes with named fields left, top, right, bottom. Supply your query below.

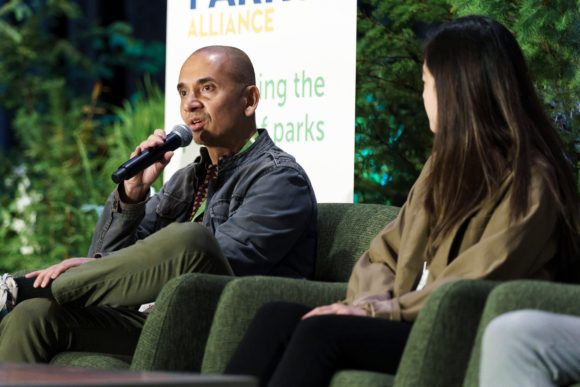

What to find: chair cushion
left=394, top=280, right=498, bottom=387
left=331, top=370, right=395, bottom=387
left=51, top=351, right=131, bottom=369
left=131, top=273, right=234, bottom=372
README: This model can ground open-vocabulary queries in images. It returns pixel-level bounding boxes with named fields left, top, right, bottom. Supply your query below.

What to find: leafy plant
left=0, top=0, right=165, bottom=272
left=1, top=0, right=578, bottom=273
left=0, top=0, right=165, bottom=112
left=99, top=77, right=166, bottom=194
left=0, top=81, right=164, bottom=272
left=355, top=0, right=452, bottom=205
left=450, top=0, right=580, bottom=188
left=354, top=0, right=580, bottom=205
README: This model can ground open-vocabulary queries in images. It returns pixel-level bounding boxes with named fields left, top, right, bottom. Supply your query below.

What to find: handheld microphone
left=111, top=124, right=193, bottom=184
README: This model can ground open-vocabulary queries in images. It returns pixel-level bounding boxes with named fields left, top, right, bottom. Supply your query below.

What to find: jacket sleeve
left=343, top=196, right=412, bottom=316
left=212, top=165, right=316, bottom=276
left=366, top=171, right=559, bottom=321
left=343, top=163, right=430, bottom=313
left=88, top=162, right=197, bottom=257
left=87, top=186, right=161, bottom=257
left=343, top=158, right=433, bottom=316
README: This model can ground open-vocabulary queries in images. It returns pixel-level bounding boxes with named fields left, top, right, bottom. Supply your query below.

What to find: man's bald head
left=189, top=45, right=256, bottom=88
left=177, top=45, right=260, bottom=159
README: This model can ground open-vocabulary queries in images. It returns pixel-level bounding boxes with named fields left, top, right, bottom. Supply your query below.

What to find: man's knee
left=484, top=310, right=547, bottom=354
left=158, top=222, right=221, bottom=256
left=1, top=298, right=60, bottom=335
left=487, top=310, right=547, bottom=336
left=0, top=298, right=65, bottom=362
left=154, top=222, right=230, bottom=274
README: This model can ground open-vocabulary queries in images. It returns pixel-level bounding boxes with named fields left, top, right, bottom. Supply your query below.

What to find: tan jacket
left=345, top=158, right=560, bottom=321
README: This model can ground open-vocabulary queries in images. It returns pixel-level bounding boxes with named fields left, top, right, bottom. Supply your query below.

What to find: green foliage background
left=0, top=0, right=165, bottom=272
left=355, top=0, right=580, bottom=205
left=0, top=0, right=578, bottom=272
left=355, top=0, right=451, bottom=204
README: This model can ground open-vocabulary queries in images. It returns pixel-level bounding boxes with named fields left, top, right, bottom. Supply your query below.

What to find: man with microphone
left=0, top=45, right=317, bottom=362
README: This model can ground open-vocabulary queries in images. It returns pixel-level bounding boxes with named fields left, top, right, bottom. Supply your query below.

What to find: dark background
left=0, top=0, right=167, bottom=150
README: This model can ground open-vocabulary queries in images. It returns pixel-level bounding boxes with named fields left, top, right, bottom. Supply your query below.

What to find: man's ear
left=243, top=85, right=260, bottom=117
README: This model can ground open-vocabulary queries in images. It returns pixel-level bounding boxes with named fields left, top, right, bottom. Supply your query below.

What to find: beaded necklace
left=189, top=131, right=259, bottom=222
left=189, top=163, right=217, bottom=222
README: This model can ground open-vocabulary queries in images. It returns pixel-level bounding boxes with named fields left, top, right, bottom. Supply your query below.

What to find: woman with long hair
left=225, top=16, right=580, bottom=387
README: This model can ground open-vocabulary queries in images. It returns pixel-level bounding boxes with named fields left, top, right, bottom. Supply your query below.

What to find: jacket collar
left=198, top=129, right=273, bottom=174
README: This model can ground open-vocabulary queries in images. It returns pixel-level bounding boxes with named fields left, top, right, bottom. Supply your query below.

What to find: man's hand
left=302, top=303, right=368, bottom=319
left=25, top=257, right=96, bottom=288
left=122, top=129, right=174, bottom=203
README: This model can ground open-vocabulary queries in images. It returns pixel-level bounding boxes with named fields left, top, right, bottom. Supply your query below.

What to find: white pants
left=480, top=310, right=580, bottom=387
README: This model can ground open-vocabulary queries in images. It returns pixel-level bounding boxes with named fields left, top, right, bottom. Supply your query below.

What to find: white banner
left=164, top=0, right=356, bottom=203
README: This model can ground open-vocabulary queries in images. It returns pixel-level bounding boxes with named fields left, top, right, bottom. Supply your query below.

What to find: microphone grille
left=172, top=124, right=193, bottom=147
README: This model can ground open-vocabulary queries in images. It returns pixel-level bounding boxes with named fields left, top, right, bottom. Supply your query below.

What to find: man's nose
left=183, top=94, right=202, bottom=111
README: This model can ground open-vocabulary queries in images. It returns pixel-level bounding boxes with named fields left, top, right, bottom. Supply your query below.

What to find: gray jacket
left=88, top=129, right=317, bottom=278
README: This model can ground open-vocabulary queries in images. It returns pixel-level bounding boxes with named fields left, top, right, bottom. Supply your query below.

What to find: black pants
left=225, top=302, right=413, bottom=387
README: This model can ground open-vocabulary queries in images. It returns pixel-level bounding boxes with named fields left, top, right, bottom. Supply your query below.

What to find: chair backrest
left=314, top=203, right=400, bottom=282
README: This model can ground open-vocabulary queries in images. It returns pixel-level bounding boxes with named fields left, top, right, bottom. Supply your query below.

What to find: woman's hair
left=422, top=16, right=579, bottom=263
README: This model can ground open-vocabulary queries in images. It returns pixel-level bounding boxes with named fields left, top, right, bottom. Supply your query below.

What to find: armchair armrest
left=394, top=280, right=499, bottom=387
left=131, top=273, right=235, bottom=372
left=201, top=276, right=347, bottom=374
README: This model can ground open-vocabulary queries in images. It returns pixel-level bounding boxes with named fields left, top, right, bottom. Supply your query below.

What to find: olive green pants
left=0, top=222, right=233, bottom=363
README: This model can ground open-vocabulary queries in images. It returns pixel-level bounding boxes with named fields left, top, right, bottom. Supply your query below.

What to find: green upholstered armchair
left=200, top=276, right=501, bottom=387
left=394, top=279, right=580, bottom=387
left=393, top=279, right=580, bottom=387
left=53, top=203, right=544, bottom=387
left=50, top=203, right=400, bottom=375
left=202, top=276, right=580, bottom=387
left=191, top=209, right=506, bottom=387
left=54, top=203, right=553, bottom=387
left=461, top=280, right=580, bottom=387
